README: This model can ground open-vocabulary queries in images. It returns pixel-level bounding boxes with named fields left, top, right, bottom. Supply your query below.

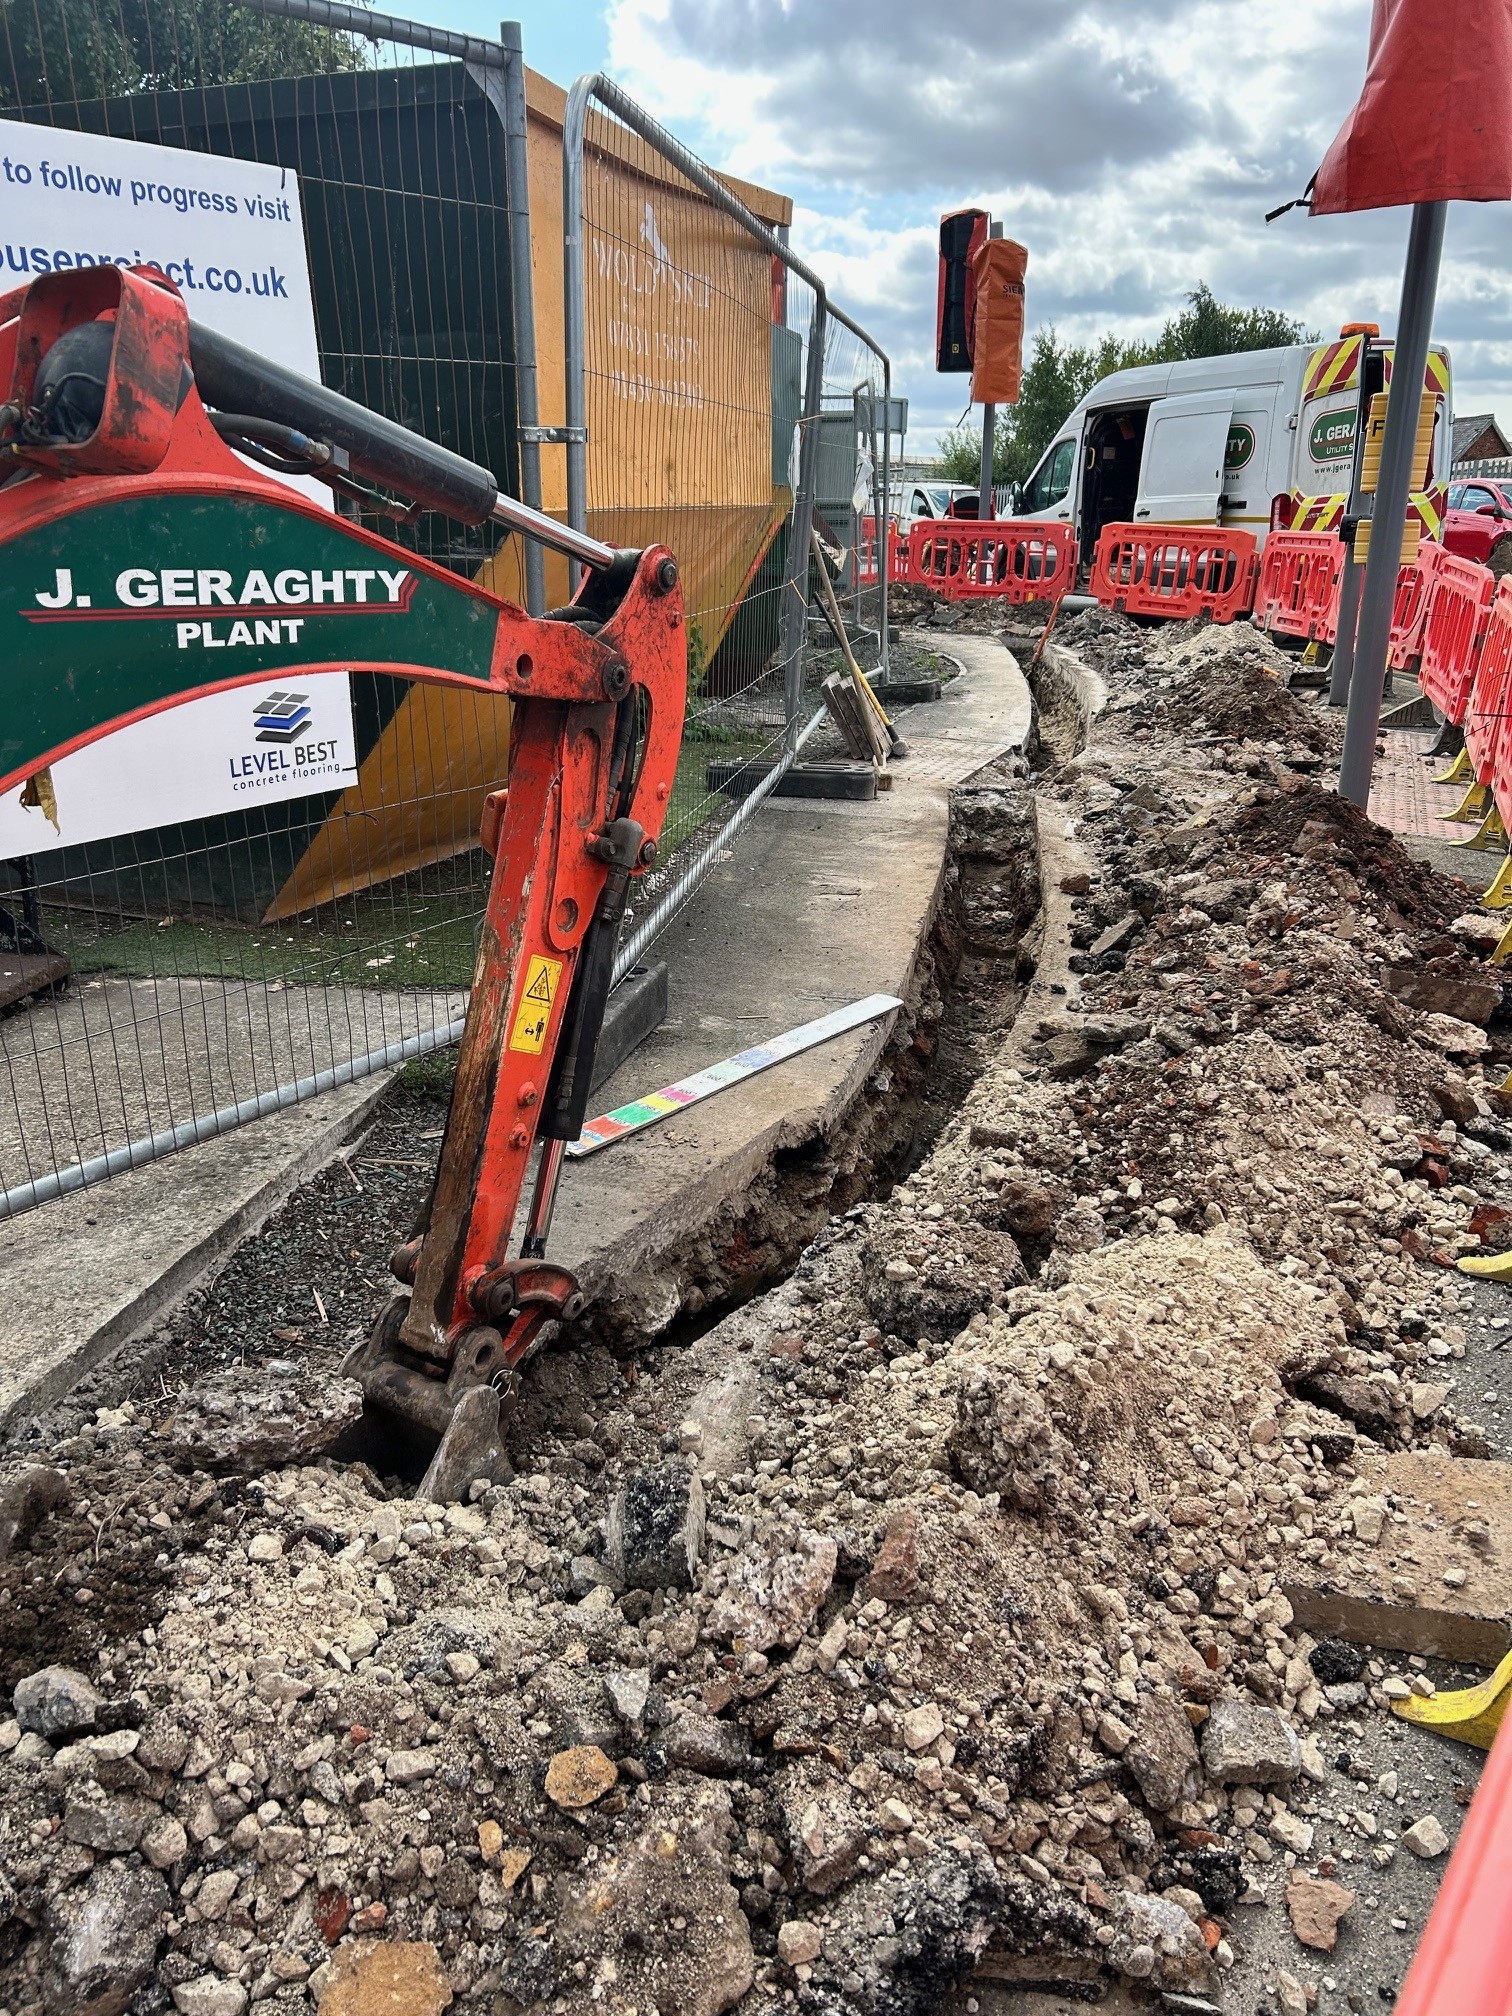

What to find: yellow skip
left=1393, top=1647, right=1512, bottom=1749
left=1480, top=856, right=1512, bottom=909
left=1434, top=747, right=1472, bottom=785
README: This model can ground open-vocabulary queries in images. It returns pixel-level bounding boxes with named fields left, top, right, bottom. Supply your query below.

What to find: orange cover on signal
left=969, top=238, right=1027, bottom=405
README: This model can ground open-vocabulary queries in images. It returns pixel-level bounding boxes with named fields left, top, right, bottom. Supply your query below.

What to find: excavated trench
left=0, top=688, right=1052, bottom=1685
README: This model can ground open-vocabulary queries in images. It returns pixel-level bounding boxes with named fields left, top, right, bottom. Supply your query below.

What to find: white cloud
left=603, top=0, right=1512, bottom=446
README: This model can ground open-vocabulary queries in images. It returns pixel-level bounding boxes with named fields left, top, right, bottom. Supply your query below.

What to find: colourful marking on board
left=566, top=993, right=903, bottom=1157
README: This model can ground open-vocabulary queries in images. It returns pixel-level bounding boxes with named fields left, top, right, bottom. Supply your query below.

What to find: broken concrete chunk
left=1286, top=1873, right=1354, bottom=1951
left=544, top=1745, right=618, bottom=1811
left=162, top=1364, right=363, bottom=1475
left=1402, top=1814, right=1451, bottom=1859
left=1294, top=1371, right=1399, bottom=1443
left=663, top=1714, right=750, bottom=1778
left=15, top=1665, right=102, bottom=1740
left=703, top=1527, right=837, bottom=1653
left=316, top=1939, right=454, bottom=2015
left=1124, top=1692, right=1202, bottom=1813
left=781, top=1779, right=868, bottom=1896
left=1199, top=1699, right=1301, bottom=1786
left=0, top=1464, right=68, bottom=1563
left=949, top=1365, right=1075, bottom=1513
left=553, top=1780, right=752, bottom=2016
left=602, top=1668, right=652, bottom=1727
left=171, top=1981, right=248, bottom=2016
left=1286, top=1452, right=1512, bottom=1666
left=860, top=1224, right=1026, bottom=1342
left=43, top=1860, right=168, bottom=2016
left=605, top=1462, right=705, bottom=1591
left=1106, top=1888, right=1216, bottom=1993
left=1386, top=964, right=1502, bottom=1025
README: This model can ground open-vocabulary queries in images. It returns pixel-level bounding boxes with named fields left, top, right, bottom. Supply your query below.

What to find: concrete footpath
left=1, top=633, right=1030, bottom=1426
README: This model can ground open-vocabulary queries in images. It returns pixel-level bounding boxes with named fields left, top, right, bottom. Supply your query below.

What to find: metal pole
left=1339, top=200, right=1447, bottom=807
left=879, top=360, right=891, bottom=680
left=781, top=301, right=828, bottom=747
left=498, top=23, right=546, bottom=616
left=242, top=0, right=505, bottom=63
left=562, top=82, right=592, bottom=577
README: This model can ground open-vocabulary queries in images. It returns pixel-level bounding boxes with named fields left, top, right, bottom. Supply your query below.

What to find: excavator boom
left=0, top=262, right=687, bottom=1495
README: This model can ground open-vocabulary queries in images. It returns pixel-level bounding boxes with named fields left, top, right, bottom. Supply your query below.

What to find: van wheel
left=1491, top=538, right=1512, bottom=578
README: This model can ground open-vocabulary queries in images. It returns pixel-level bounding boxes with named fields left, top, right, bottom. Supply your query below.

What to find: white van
left=1015, top=328, right=1452, bottom=569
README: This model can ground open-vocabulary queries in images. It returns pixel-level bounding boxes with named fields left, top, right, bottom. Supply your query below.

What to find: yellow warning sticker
left=508, top=954, right=563, bottom=1055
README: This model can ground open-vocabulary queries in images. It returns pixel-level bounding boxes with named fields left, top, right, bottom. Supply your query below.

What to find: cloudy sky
left=450, top=0, right=1512, bottom=451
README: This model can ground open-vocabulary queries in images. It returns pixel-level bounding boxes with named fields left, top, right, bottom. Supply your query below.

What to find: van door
left=1133, top=391, right=1235, bottom=524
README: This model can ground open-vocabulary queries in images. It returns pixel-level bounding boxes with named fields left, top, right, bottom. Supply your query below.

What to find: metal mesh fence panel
left=0, top=1, right=523, bottom=1211
left=0, top=12, right=890, bottom=1212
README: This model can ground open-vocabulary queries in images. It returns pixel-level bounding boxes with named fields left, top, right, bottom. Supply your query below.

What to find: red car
left=1444, top=477, right=1512, bottom=574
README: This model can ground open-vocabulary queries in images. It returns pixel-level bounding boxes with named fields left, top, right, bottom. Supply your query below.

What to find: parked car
left=892, top=480, right=978, bottom=526
left=1443, top=478, right=1512, bottom=575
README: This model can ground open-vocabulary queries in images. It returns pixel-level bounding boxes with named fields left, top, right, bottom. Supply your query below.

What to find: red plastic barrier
left=1090, top=523, right=1259, bottom=624
left=1254, top=531, right=1344, bottom=641
left=857, top=517, right=911, bottom=588
left=1387, top=540, right=1443, bottom=673
left=906, top=519, right=1076, bottom=603
left=1467, top=575, right=1512, bottom=794
left=1418, top=549, right=1494, bottom=726
left=1394, top=1710, right=1512, bottom=2016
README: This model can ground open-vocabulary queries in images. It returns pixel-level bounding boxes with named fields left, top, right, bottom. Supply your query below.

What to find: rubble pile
left=1, top=613, right=1506, bottom=2015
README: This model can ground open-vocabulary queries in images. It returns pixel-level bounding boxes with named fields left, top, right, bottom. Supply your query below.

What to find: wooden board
left=0, top=952, right=70, bottom=1012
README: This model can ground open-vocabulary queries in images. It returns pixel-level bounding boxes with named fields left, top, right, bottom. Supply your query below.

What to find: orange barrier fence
left=1388, top=540, right=1442, bottom=673
left=1394, top=1710, right=1512, bottom=2016
left=1089, top=523, right=1259, bottom=625
left=1467, top=576, right=1512, bottom=792
left=857, top=517, right=911, bottom=588
left=1254, top=531, right=1344, bottom=642
left=1418, top=550, right=1495, bottom=726
left=906, top=519, right=1077, bottom=603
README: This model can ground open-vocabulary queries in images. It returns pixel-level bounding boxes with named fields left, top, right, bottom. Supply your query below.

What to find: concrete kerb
left=2, top=634, right=1035, bottom=1426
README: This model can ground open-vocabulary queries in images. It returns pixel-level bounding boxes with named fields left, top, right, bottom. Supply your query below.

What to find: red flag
left=1312, top=0, right=1512, bottom=213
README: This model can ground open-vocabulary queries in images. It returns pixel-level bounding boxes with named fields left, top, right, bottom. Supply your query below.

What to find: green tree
left=937, top=285, right=1314, bottom=492
left=1, top=0, right=369, bottom=110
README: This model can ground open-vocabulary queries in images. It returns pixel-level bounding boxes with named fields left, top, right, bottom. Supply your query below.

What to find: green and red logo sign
left=1309, top=407, right=1357, bottom=465
left=2, top=490, right=500, bottom=789
left=1224, top=423, right=1255, bottom=472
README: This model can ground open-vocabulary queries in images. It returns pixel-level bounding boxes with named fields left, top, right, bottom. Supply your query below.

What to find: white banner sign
left=0, top=675, right=359, bottom=855
left=0, top=119, right=351, bottom=856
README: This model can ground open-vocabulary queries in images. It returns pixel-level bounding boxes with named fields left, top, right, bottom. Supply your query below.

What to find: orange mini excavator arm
left=0, top=263, right=686, bottom=1494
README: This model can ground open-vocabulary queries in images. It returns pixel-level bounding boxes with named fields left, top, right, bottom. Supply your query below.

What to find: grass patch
left=48, top=877, right=485, bottom=991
